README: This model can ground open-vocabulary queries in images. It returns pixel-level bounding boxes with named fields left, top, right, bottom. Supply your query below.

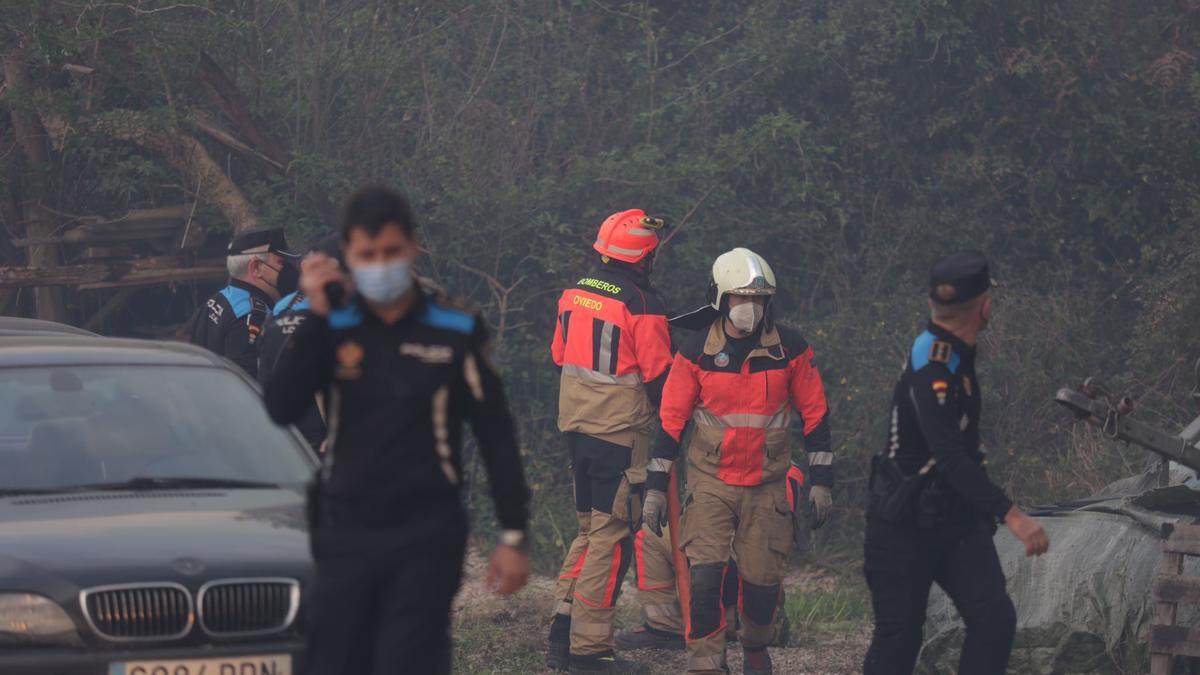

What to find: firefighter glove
left=809, top=485, right=832, bottom=530
left=642, top=488, right=669, bottom=537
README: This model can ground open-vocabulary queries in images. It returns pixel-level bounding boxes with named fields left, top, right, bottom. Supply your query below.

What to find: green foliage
left=4, top=0, right=1200, bottom=569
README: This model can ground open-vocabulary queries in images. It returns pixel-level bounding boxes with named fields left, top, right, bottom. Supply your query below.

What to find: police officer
left=547, top=209, right=674, bottom=673
left=862, top=251, right=1050, bottom=675
left=258, top=232, right=343, bottom=450
left=644, top=248, right=834, bottom=675
left=264, top=187, right=530, bottom=675
left=190, top=227, right=298, bottom=377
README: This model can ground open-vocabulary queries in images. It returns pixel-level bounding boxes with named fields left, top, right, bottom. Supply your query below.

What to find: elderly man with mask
left=190, top=227, right=298, bottom=377
left=642, top=247, right=834, bottom=675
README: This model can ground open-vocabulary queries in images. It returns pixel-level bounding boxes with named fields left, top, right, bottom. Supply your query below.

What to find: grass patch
left=783, top=577, right=872, bottom=637
left=452, top=608, right=547, bottom=674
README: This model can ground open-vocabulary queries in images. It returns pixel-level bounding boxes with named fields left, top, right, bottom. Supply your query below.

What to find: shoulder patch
left=273, top=291, right=300, bottom=316
left=422, top=302, right=476, bottom=335
left=218, top=286, right=252, bottom=319
left=911, top=331, right=960, bottom=374
left=328, top=304, right=364, bottom=330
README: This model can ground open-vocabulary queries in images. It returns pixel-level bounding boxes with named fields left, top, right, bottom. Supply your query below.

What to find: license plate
left=109, top=654, right=291, bottom=675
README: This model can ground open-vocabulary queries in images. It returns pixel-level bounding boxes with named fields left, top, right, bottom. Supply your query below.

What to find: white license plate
left=109, top=654, right=291, bottom=675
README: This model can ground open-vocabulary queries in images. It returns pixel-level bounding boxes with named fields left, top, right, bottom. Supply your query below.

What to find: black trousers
left=567, top=431, right=632, bottom=515
left=304, top=530, right=467, bottom=675
left=862, top=516, right=1016, bottom=675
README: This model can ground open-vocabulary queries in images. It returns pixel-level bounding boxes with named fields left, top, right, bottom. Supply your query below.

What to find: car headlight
left=0, top=593, right=82, bottom=645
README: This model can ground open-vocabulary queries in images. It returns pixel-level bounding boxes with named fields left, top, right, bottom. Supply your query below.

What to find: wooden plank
left=1152, top=550, right=1186, bottom=675
left=77, top=266, right=225, bottom=290
left=1165, top=524, right=1200, bottom=555
left=1151, top=624, right=1200, bottom=659
left=1154, top=574, right=1200, bottom=604
left=0, top=256, right=226, bottom=288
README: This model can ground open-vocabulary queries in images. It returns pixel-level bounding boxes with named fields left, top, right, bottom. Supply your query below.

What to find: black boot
left=568, top=651, right=618, bottom=674
left=615, top=624, right=685, bottom=651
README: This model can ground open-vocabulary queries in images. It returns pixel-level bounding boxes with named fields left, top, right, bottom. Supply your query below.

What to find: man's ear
left=980, top=295, right=993, bottom=321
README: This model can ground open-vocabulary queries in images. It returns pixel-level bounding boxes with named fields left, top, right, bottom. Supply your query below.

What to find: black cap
left=929, top=250, right=992, bottom=305
left=227, top=227, right=298, bottom=258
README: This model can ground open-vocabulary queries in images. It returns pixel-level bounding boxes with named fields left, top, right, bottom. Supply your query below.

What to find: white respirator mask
left=352, top=259, right=413, bottom=305
left=727, top=301, right=764, bottom=334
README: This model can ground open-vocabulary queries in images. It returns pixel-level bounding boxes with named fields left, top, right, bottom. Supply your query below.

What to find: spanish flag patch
left=932, top=379, right=949, bottom=406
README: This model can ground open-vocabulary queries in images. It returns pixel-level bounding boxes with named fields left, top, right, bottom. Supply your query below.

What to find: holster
left=867, top=455, right=931, bottom=526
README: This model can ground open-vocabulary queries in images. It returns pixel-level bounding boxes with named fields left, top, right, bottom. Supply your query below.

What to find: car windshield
left=0, top=365, right=313, bottom=492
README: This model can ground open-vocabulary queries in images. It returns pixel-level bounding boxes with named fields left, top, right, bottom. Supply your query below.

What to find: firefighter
left=190, top=227, right=299, bottom=377
left=264, top=187, right=530, bottom=675
left=617, top=464, right=808, bottom=652
left=862, top=251, right=1048, bottom=675
left=643, top=248, right=833, bottom=675
left=548, top=209, right=674, bottom=673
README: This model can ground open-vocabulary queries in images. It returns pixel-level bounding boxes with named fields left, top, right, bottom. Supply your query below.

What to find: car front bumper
left=0, top=640, right=305, bottom=675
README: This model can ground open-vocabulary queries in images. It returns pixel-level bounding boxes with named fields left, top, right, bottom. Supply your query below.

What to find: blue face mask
left=352, top=259, right=413, bottom=305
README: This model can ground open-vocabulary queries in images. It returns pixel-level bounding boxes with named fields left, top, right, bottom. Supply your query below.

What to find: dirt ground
left=452, top=551, right=870, bottom=675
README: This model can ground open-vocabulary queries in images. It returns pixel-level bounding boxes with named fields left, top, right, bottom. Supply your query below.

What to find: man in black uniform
left=862, top=251, right=1050, bottom=675
left=190, top=227, right=298, bottom=377
left=264, top=187, right=530, bottom=675
left=257, top=233, right=343, bottom=450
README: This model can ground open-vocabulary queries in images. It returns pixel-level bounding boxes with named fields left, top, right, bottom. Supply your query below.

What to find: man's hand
left=486, top=544, right=530, bottom=596
left=299, top=253, right=349, bottom=318
left=1005, top=505, right=1050, bottom=557
left=808, top=485, right=832, bottom=530
left=642, top=488, right=668, bottom=537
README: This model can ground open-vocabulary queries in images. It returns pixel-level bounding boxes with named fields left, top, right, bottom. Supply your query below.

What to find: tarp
left=917, top=463, right=1200, bottom=674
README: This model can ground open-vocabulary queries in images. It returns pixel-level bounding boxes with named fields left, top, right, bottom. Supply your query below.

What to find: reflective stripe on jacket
left=653, top=319, right=833, bottom=488
left=551, top=265, right=672, bottom=438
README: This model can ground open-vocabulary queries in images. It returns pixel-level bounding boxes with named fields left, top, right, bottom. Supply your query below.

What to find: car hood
left=0, top=489, right=312, bottom=598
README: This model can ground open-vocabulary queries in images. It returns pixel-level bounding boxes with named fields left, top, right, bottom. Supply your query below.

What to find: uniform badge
left=963, top=375, right=973, bottom=397
left=931, top=379, right=949, bottom=406
left=335, top=341, right=365, bottom=380
left=714, top=352, right=730, bottom=368
left=929, top=341, right=953, bottom=365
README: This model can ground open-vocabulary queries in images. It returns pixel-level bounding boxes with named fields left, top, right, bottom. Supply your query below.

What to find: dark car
left=0, top=336, right=316, bottom=675
left=0, top=318, right=96, bottom=338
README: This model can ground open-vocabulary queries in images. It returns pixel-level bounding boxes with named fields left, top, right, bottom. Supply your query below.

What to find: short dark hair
left=340, top=186, right=417, bottom=241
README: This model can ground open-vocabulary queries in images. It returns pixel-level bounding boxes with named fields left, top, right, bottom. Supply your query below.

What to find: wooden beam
left=1151, top=547, right=1186, bottom=675
left=194, top=52, right=286, bottom=165
left=1151, top=625, right=1200, bottom=660
left=0, top=255, right=226, bottom=289
left=1154, top=574, right=1200, bottom=605
left=1164, top=523, right=1200, bottom=556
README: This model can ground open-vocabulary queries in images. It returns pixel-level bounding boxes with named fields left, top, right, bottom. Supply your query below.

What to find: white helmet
left=709, top=247, right=777, bottom=309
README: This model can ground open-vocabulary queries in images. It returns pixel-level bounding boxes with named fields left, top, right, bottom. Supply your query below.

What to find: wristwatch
left=500, top=529, right=528, bottom=552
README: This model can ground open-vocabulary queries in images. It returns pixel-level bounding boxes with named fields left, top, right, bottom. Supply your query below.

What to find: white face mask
left=352, top=259, right=413, bottom=305
left=727, top=302, right=764, bottom=334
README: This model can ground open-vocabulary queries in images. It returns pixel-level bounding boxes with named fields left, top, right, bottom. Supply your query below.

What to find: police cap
left=228, top=227, right=298, bottom=258
left=929, top=250, right=992, bottom=305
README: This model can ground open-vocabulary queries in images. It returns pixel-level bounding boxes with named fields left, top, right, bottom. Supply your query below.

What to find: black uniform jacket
left=257, top=291, right=327, bottom=449
left=264, top=290, right=530, bottom=537
left=883, top=321, right=1012, bottom=522
left=189, top=278, right=272, bottom=377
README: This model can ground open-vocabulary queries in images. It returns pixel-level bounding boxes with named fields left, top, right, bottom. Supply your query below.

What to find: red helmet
left=593, top=209, right=664, bottom=263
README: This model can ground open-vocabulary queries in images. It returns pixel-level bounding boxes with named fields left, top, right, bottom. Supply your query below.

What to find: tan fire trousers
left=552, top=430, right=650, bottom=656
left=680, top=471, right=791, bottom=675
left=634, top=520, right=791, bottom=641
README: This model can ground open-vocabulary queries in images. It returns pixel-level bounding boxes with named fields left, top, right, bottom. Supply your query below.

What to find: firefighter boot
left=615, top=625, right=685, bottom=651
left=743, top=646, right=773, bottom=675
